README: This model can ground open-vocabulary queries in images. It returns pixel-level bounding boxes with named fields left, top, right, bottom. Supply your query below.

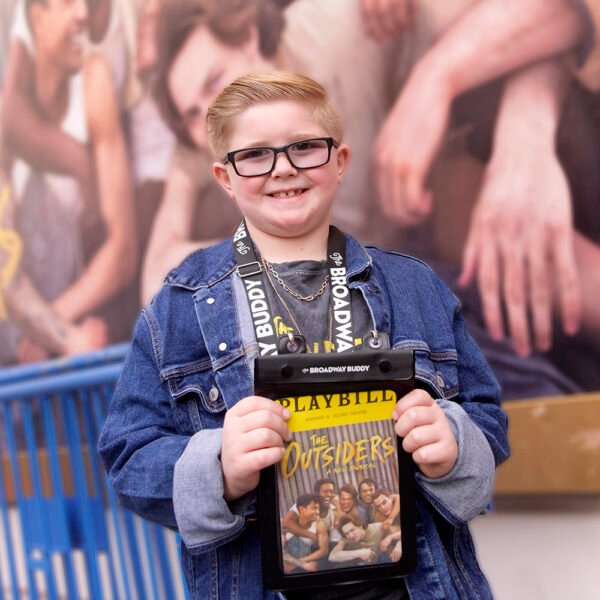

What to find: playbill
left=255, top=350, right=416, bottom=590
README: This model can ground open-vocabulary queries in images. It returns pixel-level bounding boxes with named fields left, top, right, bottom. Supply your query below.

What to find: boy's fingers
left=240, top=446, right=286, bottom=472
left=231, top=395, right=290, bottom=419
left=392, top=389, right=434, bottom=419
left=394, top=405, right=437, bottom=439
left=401, top=423, right=441, bottom=454
left=234, top=409, right=292, bottom=441
left=241, top=428, right=288, bottom=453
left=412, top=440, right=455, bottom=467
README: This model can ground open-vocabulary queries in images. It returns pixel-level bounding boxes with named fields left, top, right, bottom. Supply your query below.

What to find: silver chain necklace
left=262, top=264, right=333, bottom=354
left=261, top=258, right=329, bottom=302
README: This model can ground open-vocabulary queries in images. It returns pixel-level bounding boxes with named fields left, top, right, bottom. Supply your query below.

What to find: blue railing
left=0, top=345, right=187, bottom=600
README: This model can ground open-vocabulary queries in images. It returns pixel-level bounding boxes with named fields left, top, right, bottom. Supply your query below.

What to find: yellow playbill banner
left=275, top=389, right=397, bottom=432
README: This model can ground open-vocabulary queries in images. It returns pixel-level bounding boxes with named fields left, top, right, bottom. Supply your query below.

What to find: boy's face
left=318, top=482, right=336, bottom=506
left=341, top=522, right=366, bottom=543
left=373, top=493, right=393, bottom=516
left=299, top=500, right=320, bottom=523
left=359, top=483, right=375, bottom=504
left=213, top=100, right=349, bottom=243
left=339, top=490, right=354, bottom=513
left=30, top=0, right=88, bottom=74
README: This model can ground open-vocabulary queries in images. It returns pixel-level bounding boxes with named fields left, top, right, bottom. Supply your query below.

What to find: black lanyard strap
left=233, top=220, right=354, bottom=355
left=234, top=221, right=279, bottom=356
left=327, top=226, right=354, bottom=353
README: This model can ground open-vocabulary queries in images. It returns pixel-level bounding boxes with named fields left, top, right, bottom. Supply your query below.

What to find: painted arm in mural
left=0, top=178, right=107, bottom=360
left=372, top=0, right=589, bottom=355
left=51, top=55, right=138, bottom=324
left=6, top=274, right=109, bottom=361
left=2, top=39, right=95, bottom=200
left=359, top=0, right=416, bottom=44
left=141, top=161, right=206, bottom=305
left=459, top=60, right=582, bottom=356
left=373, top=0, right=587, bottom=226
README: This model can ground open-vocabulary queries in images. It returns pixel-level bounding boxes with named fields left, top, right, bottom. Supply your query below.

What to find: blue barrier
left=0, top=346, right=187, bottom=600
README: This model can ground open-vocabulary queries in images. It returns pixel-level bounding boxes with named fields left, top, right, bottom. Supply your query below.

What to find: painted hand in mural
left=360, top=0, right=416, bottom=44
left=373, top=59, right=448, bottom=226
left=460, top=146, right=582, bottom=356
left=16, top=316, right=108, bottom=364
left=460, top=60, right=582, bottom=357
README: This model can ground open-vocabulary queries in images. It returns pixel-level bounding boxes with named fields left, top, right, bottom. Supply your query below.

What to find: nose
left=271, top=150, right=297, bottom=177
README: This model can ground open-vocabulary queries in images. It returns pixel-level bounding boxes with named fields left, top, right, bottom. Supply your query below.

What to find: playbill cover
left=255, top=350, right=416, bottom=590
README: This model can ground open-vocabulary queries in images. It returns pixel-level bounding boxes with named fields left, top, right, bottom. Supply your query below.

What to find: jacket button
left=207, top=297, right=215, bottom=305
left=218, top=342, right=227, bottom=351
left=209, top=386, right=219, bottom=402
left=436, top=373, right=445, bottom=389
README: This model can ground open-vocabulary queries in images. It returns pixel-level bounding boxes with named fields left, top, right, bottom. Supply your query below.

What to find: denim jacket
left=98, top=234, right=509, bottom=600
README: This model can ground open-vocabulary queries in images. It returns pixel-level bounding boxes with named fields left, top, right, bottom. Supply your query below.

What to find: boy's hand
left=392, top=389, right=458, bottom=479
left=221, top=395, right=291, bottom=501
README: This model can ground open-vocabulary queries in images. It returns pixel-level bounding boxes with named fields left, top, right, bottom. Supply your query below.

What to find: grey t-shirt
left=261, top=259, right=372, bottom=353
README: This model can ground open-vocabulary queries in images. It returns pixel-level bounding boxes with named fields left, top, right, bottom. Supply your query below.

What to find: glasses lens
left=234, top=147, right=275, bottom=176
left=288, top=139, right=330, bottom=168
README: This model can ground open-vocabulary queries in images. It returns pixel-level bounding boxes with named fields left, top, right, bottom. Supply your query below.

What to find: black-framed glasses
left=224, top=137, right=338, bottom=177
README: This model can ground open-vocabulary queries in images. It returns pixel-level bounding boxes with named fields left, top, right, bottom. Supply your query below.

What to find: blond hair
left=206, top=71, right=344, bottom=159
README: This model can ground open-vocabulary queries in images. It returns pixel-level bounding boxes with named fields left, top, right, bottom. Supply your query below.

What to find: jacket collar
left=165, top=230, right=373, bottom=290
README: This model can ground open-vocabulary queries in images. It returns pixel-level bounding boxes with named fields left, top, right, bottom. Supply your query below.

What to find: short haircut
left=312, top=477, right=336, bottom=495
left=296, top=493, right=320, bottom=510
left=155, top=0, right=284, bottom=149
left=372, top=488, right=392, bottom=503
left=206, top=71, right=344, bottom=159
left=358, top=478, right=377, bottom=492
left=337, top=514, right=366, bottom=536
left=338, top=484, right=358, bottom=501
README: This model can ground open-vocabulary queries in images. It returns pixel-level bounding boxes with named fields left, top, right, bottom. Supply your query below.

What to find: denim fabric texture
left=98, top=234, right=509, bottom=600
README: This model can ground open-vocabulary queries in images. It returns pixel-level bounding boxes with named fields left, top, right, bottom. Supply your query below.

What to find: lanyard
left=233, top=220, right=354, bottom=356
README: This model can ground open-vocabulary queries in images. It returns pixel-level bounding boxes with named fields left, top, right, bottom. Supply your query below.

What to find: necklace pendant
left=277, top=334, right=307, bottom=354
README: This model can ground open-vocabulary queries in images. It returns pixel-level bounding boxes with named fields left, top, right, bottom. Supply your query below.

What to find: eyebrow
left=235, top=134, right=326, bottom=148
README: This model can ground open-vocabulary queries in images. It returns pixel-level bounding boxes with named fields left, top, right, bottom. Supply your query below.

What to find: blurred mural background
left=1, top=1, right=599, bottom=598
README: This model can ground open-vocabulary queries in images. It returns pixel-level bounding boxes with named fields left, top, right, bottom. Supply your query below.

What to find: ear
left=28, top=2, right=46, bottom=38
left=335, top=144, right=351, bottom=183
left=212, top=162, right=236, bottom=199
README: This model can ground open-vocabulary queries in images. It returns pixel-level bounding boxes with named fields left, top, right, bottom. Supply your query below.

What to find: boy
left=329, top=515, right=401, bottom=565
left=99, top=71, right=509, bottom=599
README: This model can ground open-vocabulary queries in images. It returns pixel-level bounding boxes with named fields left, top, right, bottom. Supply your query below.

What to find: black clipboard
left=255, top=350, right=416, bottom=591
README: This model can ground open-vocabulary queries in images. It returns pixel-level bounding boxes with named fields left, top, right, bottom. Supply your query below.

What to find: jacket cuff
left=173, top=428, right=255, bottom=554
left=416, top=399, right=495, bottom=525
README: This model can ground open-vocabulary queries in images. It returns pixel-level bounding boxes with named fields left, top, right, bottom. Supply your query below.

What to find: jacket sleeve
left=97, top=311, right=253, bottom=550
left=416, top=277, right=510, bottom=526
left=98, top=311, right=186, bottom=529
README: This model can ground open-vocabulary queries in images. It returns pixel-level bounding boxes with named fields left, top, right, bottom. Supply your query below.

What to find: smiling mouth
left=269, top=189, right=306, bottom=199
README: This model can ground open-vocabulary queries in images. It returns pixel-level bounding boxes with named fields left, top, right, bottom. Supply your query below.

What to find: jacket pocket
left=164, top=367, right=226, bottom=433
left=414, top=350, right=459, bottom=400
